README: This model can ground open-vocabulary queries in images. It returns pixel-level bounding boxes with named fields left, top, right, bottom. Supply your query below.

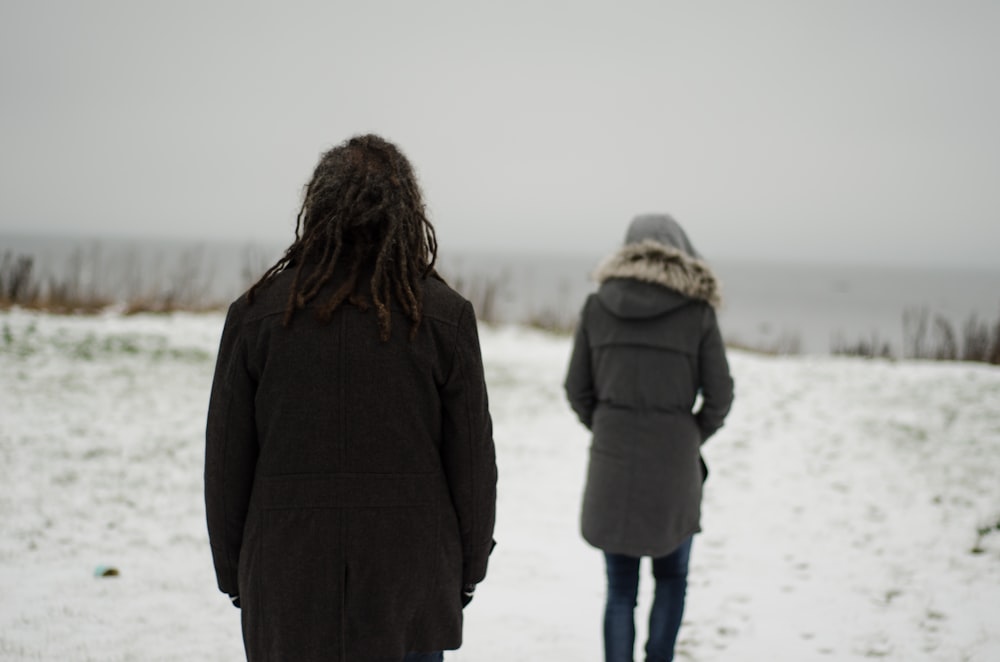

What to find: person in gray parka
left=564, top=213, right=734, bottom=662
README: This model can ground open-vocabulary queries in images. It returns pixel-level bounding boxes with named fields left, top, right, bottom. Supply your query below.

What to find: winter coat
left=564, top=237, right=734, bottom=558
left=205, top=266, right=497, bottom=662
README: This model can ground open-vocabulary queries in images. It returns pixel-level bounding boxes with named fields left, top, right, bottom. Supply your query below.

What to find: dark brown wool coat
left=205, top=268, right=497, bottom=662
left=565, top=240, right=734, bottom=558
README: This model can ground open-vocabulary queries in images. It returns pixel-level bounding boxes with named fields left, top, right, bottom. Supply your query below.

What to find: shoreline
left=2, top=234, right=998, bottom=357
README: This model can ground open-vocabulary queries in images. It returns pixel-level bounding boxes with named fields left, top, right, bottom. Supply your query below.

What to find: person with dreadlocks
left=205, top=134, right=497, bottom=662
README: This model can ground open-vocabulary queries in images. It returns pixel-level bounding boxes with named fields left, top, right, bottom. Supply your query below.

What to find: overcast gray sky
left=1, top=0, right=998, bottom=266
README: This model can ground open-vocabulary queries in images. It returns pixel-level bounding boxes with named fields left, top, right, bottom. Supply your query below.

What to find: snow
left=1, top=309, right=998, bottom=661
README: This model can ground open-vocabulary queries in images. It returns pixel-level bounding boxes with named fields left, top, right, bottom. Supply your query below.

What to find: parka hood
left=594, top=238, right=722, bottom=319
left=624, top=213, right=702, bottom=258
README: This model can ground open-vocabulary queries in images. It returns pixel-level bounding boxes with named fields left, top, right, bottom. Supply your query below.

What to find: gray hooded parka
left=564, top=214, right=734, bottom=557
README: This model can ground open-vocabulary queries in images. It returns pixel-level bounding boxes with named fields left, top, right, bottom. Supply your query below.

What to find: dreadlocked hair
left=247, top=134, right=438, bottom=341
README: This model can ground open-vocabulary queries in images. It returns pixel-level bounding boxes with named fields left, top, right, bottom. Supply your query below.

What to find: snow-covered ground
left=1, top=309, right=998, bottom=661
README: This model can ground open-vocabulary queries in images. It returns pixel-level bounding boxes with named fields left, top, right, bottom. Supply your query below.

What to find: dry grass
left=833, top=306, right=1000, bottom=364
left=726, top=333, right=802, bottom=357
left=444, top=271, right=502, bottom=325
left=0, top=249, right=225, bottom=314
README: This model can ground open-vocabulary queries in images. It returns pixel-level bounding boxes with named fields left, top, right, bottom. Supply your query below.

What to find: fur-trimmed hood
left=594, top=240, right=722, bottom=318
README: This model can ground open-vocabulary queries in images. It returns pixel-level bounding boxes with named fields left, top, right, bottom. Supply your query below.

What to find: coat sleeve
left=564, top=298, right=596, bottom=429
left=440, top=301, right=497, bottom=586
left=695, top=305, right=734, bottom=442
left=205, top=301, right=259, bottom=597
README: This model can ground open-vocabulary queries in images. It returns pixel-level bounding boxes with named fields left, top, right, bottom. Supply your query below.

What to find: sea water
left=2, top=232, right=997, bottom=356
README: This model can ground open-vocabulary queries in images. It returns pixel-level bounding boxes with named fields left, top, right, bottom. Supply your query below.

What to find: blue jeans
left=402, top=652, right=443, bottom=661
left=603, top=536, right=693, bottom=662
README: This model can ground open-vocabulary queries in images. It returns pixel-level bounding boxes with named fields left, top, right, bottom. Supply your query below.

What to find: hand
left=461, top=584, right=475, bottom=607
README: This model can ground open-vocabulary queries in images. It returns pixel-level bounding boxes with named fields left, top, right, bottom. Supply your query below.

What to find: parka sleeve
left=695, top=305, right=734, bottom=442
left=205, top=301, right=259, bottom=598
left=564, top=297, right=596, bottom=429
left=440, top=301, right=497, bottom=586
